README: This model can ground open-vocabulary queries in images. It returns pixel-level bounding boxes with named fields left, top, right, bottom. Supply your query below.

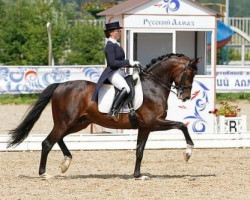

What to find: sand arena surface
left=1, top=103, right=250, bottom=199
left=1, top=149, right=250, bottom=200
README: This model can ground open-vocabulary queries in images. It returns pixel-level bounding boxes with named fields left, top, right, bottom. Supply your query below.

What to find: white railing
left=229, top=17, right=250, bottom=44
left=2, top=132, right=250, bottom=151
left=69, top=19, right=105, bottom=26
left=227, top=44, right=250, bottom=65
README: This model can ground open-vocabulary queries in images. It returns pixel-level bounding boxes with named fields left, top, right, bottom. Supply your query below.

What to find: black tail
left=8, top=83, right=60, bottom=147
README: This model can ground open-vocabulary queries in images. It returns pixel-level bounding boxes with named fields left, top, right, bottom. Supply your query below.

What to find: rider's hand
left=129, top=60, right=141, bottom=67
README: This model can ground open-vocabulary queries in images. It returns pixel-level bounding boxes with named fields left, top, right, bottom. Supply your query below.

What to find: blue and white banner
left=1, top=65, right=249, bottom=94
left=0, top=66, right=104, bottom=94
left=210, top=65, right=250, bottom=93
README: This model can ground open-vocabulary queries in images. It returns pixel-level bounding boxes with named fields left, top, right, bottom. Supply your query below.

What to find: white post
left=241, top=115, right=247, bottom=133
left=241, top=44, right=245, bottom=66
left=218, top=116, right=225, bottom=134
left=225, top=0, right=229, bottom=25
left=46, top=22, right=53, bottom=66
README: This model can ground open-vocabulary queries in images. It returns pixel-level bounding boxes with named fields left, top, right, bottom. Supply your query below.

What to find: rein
left=139, top=59, right=192, bottom=95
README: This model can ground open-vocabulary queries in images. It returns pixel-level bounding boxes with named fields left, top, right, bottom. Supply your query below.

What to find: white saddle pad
left=98, top=74, right=143, bottom=113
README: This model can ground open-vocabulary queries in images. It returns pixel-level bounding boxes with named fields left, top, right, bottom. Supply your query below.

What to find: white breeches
left=108, top=69, right=130, bottom=93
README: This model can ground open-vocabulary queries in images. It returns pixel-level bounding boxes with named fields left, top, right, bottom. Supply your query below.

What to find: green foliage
left=65, top=22, right=105, bottom=65
left=0, top=0, right=69, bottom=65
left=217, top=93, right=250, bottom=101
left=215, top=101, right=240, bottom=116
left=0, top=94, right=39, bottom=104
left=1, top=0, right=248, bottom=67
left=0, top=0, right=106, bottom=66
left=196, top=0, right=250, bottom=17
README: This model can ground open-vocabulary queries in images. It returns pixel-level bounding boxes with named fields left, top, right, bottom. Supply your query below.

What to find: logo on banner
left=154, top=0, right=180, bottom=13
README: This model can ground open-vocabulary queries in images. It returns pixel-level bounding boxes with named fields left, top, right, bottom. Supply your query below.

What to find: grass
left=216, top=93, right=250, bottom=102
left=0, top=94, right=39, bottom=104
left=0, top=93, right=250, bottom=104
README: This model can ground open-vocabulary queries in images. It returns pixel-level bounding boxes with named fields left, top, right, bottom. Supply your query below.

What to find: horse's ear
left=190, top=57, right=202, bottom=65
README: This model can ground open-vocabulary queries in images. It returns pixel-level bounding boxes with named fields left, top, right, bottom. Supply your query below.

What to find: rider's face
left=110, top=29, right=121, bottom=40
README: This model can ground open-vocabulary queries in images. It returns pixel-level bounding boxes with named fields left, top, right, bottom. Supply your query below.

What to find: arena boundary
left=1, top=132, right=250, bottom=151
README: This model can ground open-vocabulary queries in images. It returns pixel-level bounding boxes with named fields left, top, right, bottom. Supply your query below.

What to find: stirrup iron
left=108, top=110, right=119, bottom=121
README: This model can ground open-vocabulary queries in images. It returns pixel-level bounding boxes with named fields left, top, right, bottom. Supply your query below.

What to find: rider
left=91, top=21, right=140, bottom=121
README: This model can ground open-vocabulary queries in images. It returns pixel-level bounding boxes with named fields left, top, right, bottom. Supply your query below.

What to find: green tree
left=0, top=0, right=69, bottom=65
left=196, top=0, right=250, bottom=17
left=65, top=22, right=105, bottom=65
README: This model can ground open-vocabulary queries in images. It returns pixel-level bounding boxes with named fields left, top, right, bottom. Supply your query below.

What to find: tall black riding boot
left=109, top=88, right=128, bottom=121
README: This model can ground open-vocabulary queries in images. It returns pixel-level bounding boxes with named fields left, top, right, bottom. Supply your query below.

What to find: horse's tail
left=8, top=83, right=60, bottom=147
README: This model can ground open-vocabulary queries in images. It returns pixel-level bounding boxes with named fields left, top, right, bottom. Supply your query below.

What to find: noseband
left=138, top=59, right=193, bottom=95
left=173, top=60, right=192, bottom=91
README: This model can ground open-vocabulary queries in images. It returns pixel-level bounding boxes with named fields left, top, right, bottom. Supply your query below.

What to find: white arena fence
left=0, top=65, right=249, bottom=151
left=1, top=131, right=250, bottom=151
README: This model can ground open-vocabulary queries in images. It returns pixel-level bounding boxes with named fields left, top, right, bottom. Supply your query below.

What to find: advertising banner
left=0, top=66, right=104, bottom=94
left=209, top=65, right=250, bottom=93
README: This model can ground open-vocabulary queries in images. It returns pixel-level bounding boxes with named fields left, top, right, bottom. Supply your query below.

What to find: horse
left=8, top=53, right=201, bottom=180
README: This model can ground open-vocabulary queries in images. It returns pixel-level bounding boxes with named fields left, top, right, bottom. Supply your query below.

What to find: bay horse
left=8, top=53, right=201, bottom=180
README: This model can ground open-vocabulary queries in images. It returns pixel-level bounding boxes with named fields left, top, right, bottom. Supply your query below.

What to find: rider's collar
left=108, top=37, right=120, bottom=46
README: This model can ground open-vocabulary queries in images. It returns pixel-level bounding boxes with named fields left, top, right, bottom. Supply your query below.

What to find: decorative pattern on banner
left=184, top=80, right=210, bottom=133
left=0, top=66, right=104, bottom=94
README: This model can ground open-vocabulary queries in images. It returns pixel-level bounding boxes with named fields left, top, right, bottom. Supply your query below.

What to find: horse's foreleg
left=178, top=122, right=194, bottom=147
left=154, top=119, right=194, bottom=162
left=134, top=129, right=150, bottom=180
left=178, top=122, right=194, bottom=162
left=58, top=139, right=72, bottom=173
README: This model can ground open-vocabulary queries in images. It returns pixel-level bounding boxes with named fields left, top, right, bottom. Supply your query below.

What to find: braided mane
left=145, top=53, right=185, bottom=70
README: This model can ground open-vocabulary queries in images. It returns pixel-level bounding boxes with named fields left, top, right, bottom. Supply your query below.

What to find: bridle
left=138, top=59, right=193, bottom=96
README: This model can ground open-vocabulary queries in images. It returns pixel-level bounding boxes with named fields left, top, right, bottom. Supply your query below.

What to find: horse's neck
left=150, top=62, right=175, bottom=84
left=140, top=64, right=174, bottom=103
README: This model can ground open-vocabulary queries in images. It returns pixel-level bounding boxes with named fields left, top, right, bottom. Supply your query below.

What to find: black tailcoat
left=91, top=41, right=130, bottom=102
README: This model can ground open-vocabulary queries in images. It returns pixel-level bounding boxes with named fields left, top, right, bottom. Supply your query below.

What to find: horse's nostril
left=183, top=96, right=190, bottom=102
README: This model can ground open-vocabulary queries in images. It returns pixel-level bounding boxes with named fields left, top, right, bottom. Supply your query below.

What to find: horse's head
left=142, top=54, right=201, bottom=102
left=172, top=57, right=201, bottom=102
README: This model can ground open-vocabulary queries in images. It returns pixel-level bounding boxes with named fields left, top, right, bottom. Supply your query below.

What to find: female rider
left=91, top=21, right=140, bottom=121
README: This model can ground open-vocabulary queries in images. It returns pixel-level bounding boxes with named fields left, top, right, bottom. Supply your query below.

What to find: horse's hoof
left=183, top=152, right=192, bottom=162
left=40, top=173, right=54, bottom=180
left=183, top=144, right=193, bottom=162
left=134, top=175, right=149, bottom=180
left=60, top=156, right=72, bottom=173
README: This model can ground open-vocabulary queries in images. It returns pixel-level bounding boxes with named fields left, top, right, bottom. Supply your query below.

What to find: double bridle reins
left=138, top=59, right=192, bottom=95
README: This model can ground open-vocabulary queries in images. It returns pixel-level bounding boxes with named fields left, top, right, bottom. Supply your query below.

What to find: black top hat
left=104, top=21, right=123, bottom=32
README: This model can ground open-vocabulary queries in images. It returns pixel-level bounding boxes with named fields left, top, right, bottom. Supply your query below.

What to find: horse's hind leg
left=57, top=120, right=91, bottom=174
left=39, top=129, right=65, bottom=179
left=58, top=139, right=72, bottom=173
left=134, top=128, right=150, bottom=180
left=39, top=135, right=54, bottom=179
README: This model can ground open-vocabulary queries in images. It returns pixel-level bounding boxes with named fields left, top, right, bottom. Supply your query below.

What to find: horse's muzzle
left=182, top=96, right=190, bottom=102
left=177, top=91, right=190, bottom=102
